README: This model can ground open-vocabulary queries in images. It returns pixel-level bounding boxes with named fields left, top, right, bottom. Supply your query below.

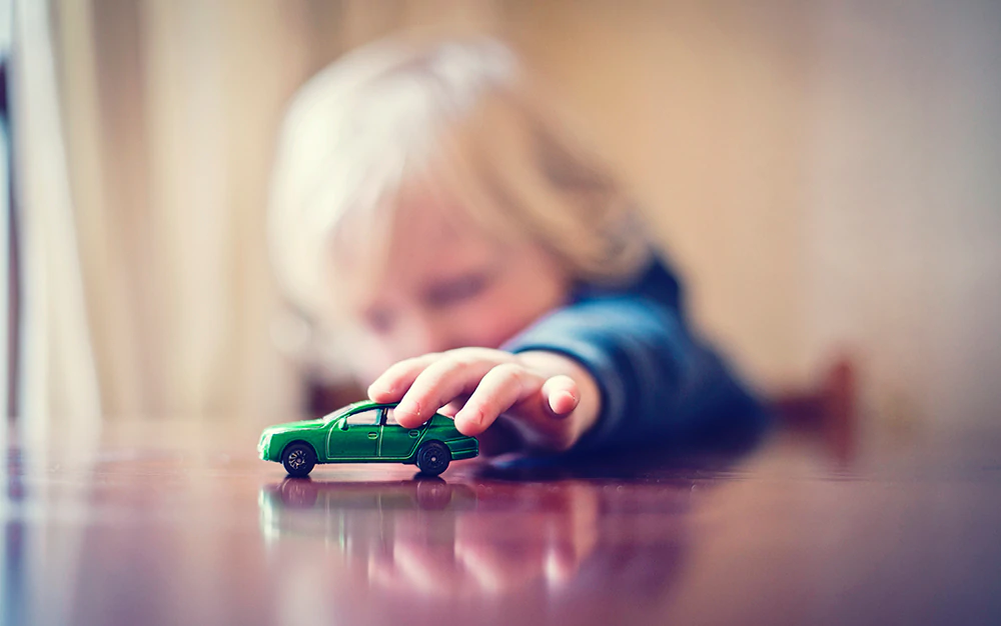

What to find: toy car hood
left=261, top=418, right=326, bottom=437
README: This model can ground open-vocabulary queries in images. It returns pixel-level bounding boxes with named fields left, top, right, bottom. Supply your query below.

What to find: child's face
left=334, top=189, right=570, bottom=383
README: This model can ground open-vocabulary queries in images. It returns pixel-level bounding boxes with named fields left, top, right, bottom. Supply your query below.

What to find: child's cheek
left=452, top=287, right=537, bottom=350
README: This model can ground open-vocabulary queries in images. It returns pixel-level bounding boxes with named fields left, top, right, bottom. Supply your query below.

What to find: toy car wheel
left=281, top=443, right=316, bottom=478
left=278, top=477, right=318, bottom=507
left=414, top=476, right=452, bottom=510
left=416, top=441, right=451, bottom=476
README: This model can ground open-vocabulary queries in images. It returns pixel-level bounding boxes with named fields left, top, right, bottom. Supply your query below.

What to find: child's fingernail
left=551, top=390, right=577, bottom=415
left=456, top=407, right=482, bottom=428
left=396, top=399, right=420, bottom=420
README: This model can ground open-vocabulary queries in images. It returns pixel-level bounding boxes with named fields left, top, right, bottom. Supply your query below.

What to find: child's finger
left=368, top=353, right=442, bottom=402
left=437, top=399, right=466, bottom=418
left=493, top=375, right=581, bottom=452
left=541, top=375, right=579, bottom=416
left=453, top=363, right=542, bottom=436
left=394, top=354, right=507, bottom=427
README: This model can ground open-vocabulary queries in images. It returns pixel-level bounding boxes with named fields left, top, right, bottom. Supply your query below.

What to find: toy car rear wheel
left=414, top=476, right=452, bottom=510
left=415, top=441, right=451, bottom=476
left=281, top=442, right=316, bottom=477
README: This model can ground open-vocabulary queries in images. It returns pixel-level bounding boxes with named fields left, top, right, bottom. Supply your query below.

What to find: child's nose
left=407, top=314, right=463, bottom=356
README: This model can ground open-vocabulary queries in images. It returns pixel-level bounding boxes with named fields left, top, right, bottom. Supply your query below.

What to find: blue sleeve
left=503, top=283, right=767, bottom=454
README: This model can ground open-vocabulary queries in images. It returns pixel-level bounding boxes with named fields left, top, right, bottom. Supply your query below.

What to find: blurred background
left=4, top=0, right=1000, bottom=447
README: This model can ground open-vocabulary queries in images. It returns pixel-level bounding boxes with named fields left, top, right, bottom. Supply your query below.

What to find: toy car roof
left=320, top=399, right=397, bottom=422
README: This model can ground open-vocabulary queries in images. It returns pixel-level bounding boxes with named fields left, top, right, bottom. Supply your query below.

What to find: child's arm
left=503, top=296, right=765, bottom=453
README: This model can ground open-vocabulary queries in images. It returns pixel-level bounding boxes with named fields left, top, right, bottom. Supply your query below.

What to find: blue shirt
left=504, top=258, right=768, bottom=455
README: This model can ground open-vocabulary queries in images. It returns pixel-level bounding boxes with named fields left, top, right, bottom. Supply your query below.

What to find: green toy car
left=258, top=400, right=479, bottom=477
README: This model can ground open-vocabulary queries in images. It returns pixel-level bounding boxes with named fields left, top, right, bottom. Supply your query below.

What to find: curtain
left=10, top=0, right=100, bottom=440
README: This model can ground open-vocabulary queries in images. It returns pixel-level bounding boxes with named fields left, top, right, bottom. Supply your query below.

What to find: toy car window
left=345, top=409, right=379, bottom=426
left=384, top=408, right=400, bottom=426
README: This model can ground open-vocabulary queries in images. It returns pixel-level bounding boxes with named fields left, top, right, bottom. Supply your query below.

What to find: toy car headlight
left=258, top=433, right=272, bottom=457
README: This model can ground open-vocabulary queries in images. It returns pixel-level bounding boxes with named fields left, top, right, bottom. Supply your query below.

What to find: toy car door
left=327, top=407, right=381, bottom=459
left=378, top=407, right=422, bottom=458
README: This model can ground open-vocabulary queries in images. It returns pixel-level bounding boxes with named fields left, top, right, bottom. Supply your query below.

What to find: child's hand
left=367, top=348, right=600, bottom=455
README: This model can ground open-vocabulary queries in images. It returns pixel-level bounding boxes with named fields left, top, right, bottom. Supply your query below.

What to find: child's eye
left=424, top=272, right=491, bottom=309
left=364, top=308, right=395, bottom=334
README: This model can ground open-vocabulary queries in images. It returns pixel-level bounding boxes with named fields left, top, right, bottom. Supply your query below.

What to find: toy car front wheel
left=281, top=442, right=316, bottom=477
left=415, top=441, right=451, bottom=476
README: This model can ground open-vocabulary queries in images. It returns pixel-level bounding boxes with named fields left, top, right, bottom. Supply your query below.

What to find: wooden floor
left=2, top=417, right=1000, bottom=626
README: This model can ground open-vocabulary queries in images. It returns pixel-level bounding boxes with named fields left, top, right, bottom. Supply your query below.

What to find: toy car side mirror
left=339, top=420, right=349, bottom=431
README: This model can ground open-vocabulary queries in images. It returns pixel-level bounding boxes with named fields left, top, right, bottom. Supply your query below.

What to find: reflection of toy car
left=257, top=478, right=478, bottom=548
left=258, top=401, right=479, bottom=477
left=267, top=477, right=476, bottom=511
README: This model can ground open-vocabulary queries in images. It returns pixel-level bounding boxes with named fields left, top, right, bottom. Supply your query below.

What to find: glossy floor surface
left=2, top=419, right=1000, bottom=625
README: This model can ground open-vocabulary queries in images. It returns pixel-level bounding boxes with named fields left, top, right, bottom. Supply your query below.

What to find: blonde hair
left=269, top=34, right=649, bottom=320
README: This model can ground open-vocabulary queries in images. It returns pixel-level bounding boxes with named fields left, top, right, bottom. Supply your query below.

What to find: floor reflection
left=259, top=474, right=698, bottom=620
left=3, top=447, right=25, bottom=626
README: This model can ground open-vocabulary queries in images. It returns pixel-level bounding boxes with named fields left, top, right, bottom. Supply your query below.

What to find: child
left=268, top=34, right=765, bottom=459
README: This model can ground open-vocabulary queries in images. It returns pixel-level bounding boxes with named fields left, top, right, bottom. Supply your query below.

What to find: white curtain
left=10, top=0, right=100, bottom=437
